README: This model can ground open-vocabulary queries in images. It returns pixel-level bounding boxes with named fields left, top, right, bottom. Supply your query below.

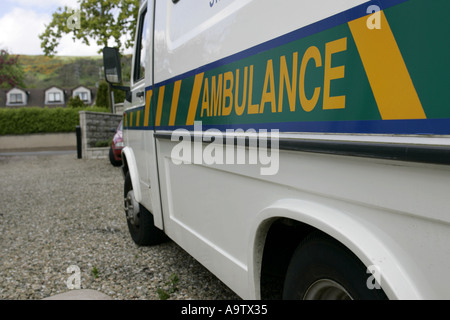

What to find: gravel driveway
left=0, top=152, right=239, bottom=300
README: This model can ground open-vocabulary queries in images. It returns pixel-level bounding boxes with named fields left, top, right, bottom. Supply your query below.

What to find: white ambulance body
left=103, top=0, right=450, bottom=299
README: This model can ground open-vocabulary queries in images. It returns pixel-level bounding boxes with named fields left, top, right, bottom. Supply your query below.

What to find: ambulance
left=103, top=0, right=450, bottom=299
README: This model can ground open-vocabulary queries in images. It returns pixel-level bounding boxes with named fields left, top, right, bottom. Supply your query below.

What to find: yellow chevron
left=348, top=10, right=426, bottom=120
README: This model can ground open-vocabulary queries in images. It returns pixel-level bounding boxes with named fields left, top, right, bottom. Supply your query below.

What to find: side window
left=134, top=8, right=148, bottom=82
left=49, top=92, right=61, bottom=102
left=11, top=93, right=23, bottom=104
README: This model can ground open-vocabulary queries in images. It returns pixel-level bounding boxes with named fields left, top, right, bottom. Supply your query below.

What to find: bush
left=113, top=87, right=126, bottom=103
left=96, top=81, right=109, bottom=108
left=0, top=106, right=109, bottom=135
left=96, top=81, right=127, bottom=110
left=67, top=96, right=86, bottom=109
left=94, top=139, right=111, bottom=148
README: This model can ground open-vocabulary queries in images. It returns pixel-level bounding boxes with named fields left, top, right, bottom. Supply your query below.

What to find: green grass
left=18, top=54, right=131, bottom=89
left=156, top=273, right=179, bottom=300
left=91, top=266, right=99, bottom=279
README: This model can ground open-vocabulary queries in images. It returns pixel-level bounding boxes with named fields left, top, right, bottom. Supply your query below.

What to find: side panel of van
left=122, top=0, right=450, bottom=299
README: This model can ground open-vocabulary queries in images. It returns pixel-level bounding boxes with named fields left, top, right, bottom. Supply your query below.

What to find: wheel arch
left=248, top=198, right=425, bottom=300
left=121, top=146, right=142, bottom=203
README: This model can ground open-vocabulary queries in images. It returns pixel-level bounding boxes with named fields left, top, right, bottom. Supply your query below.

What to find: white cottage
left=72, top=86, right=92, bottom=104
left=45, top=86, right=65, bottom=106
left=6, top=87, right=28, bottom=106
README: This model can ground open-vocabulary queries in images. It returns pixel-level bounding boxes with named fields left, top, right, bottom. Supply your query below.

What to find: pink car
left=109, top=120, right=123, bottom=166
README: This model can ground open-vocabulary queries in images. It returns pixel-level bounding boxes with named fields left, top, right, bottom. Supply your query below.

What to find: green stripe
left=125, top=0, right=450, bottom=133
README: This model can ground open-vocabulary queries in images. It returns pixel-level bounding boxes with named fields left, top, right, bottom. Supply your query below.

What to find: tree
left=39, top=0, right=139, bottom=57
left=0, top=50, right=25, bottom=88
left=96, top=81, right=109, bottom=108
left=68, top=95, right=86, bottom=108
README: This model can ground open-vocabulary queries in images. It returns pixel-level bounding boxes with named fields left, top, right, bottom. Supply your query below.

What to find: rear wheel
left=124, top=172, right=167, bottom=246
left=282, top=232, right=388, bottom=300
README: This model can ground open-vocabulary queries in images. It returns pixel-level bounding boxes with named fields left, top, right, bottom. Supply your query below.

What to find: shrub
left=96, top=81, right=109, bottom=108
left=67, top=96, right=86, bottom=108
left=113, top=87, right=126, bottom=103
left=96, top=81, right=127, bottom=110
left=94, top=139, right=111, bottom=148
left=0, top=106, right=109, bottom=135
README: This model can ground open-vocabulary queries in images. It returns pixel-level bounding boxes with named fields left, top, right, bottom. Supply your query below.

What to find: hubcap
left=303, top=279, right=353, bottom=300
left=124, top=190, right=140, bottom=227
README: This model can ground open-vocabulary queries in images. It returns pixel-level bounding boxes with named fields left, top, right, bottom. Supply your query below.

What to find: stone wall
left=79, top=111, right=122, bottom=159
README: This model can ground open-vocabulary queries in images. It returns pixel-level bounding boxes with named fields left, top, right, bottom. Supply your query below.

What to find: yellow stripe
left=348, top=11, right=426, bottom=120
left=130, top=112, right=133, bottom=127
left=155, top=86, right=165, bottom=127
left=136, top=110, right=140, bottom=127
left=186, top=73, right=205, bottom=126
left=144, top=90, right=152, bottom=127
left=169, top=80, right=182, bottom=126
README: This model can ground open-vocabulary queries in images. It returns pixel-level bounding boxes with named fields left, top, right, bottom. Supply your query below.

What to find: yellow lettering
left=324, top=37, right=347, bottom=110
left=300, top=46, right=322, bottom=112
left=235, top=67, right=248, bottom=116
left=222, top=71, right=233, bottom=116
left=260, top=59, right=277, bottom=114
left=201, top=78, right=210, bottom=117
left=211, top=74, right=223, bottom=116
left=278, top=53, right=298, bottom=112
left=247, top=65, right=259, bottom=114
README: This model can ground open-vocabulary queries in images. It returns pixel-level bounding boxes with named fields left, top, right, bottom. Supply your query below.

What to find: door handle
left=136, top=91, right=145, bottom=98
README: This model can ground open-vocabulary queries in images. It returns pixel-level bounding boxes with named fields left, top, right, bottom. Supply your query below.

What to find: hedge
left=0, top=107, right=109, bottom=135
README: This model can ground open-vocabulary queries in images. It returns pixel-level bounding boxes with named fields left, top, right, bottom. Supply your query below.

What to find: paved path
left=0, top=149, right=77, bottom=157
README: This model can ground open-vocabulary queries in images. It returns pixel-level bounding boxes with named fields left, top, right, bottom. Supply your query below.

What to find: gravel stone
left=0, top=153, right=240, bottom=300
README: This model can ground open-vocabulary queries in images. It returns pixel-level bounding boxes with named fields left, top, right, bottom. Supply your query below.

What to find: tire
left=109, top=147, right=122, bottom=167
left=124, top=172, right=167, bottom=246
left=282, top=232, right=388, bottom=300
